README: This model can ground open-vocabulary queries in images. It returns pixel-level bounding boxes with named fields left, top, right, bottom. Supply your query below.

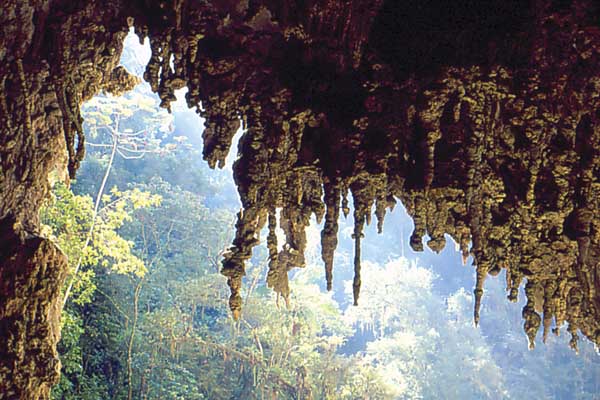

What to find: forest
left=42, top=34, right=599, bottom=400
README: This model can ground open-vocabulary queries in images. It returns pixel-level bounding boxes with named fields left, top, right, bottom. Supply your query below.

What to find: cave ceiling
left=1, top=0, right=600, bottom=397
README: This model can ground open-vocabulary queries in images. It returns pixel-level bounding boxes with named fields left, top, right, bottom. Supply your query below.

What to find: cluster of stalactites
left=126, top=0, right=600, bottom=349
left=218, top=66, right=600, bottom=350
left=221, top=171, right=398, bottom=319
left=46, top=11, right=137, bottom=179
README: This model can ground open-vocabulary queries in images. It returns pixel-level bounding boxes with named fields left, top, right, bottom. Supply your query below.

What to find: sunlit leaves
left=41, top=182, right=161, bottom=303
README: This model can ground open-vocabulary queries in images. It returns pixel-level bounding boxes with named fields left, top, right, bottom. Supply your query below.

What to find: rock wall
left=0, top=215, right=67, bottom=399
left=1, top=0, right=600, bottom=397
left=0, top=1, right=135, bottom=397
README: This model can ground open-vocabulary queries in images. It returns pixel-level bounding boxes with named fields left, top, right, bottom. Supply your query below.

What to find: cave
left=1, top=0, right=600, bottom=397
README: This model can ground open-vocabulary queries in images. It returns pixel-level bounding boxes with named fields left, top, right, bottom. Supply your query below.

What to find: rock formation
left=1, top=2, right=138, bottom=397
left=1, top=0, right=600, bottom=397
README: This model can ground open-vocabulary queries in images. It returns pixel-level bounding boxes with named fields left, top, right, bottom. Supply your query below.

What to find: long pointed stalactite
left=321, top=182, right=341, bottom=291
left=2, top=0, right=600, bottom=397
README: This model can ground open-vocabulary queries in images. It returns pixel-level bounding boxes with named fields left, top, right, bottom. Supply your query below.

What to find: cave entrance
left=40, top=29, right=600, bottom=400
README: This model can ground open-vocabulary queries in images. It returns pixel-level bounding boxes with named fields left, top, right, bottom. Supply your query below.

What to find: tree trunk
left=62, top=125, right=119, bottom=309
left=127, top=279, right=143, bottom=400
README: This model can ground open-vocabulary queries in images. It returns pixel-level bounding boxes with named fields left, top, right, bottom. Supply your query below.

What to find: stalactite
left=542, top=280, right=557, bottom=343
left=568, top=325, right=580, bottom=354
left=266, top=209, right=291, bottom=307
left=321, top=182, right=340, bottom=291
left=222, top=207, right=264, bottom=320
left=66, top=79, right=86, bottom=178
left=352, top=212, right=364, bottom=307
left=409, top=192, right=426, bottom=252
left=341, top=189, right=350, bottom=218
left=523, top=280, right=542, bottom=349
left=473, top=269, right=486, bottom=327
left=22, top=1, right=600, bottom=349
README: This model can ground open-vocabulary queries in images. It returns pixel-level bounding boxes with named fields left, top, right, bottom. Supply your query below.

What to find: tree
left=42, top=183, right=160, bottom=400
left=82, top=91, right=176, bottom=161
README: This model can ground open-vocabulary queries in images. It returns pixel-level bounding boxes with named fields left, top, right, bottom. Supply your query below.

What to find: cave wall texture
left=1, top=0, right=600, bottom=397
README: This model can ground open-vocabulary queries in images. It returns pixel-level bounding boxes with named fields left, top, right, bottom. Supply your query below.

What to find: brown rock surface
left=1, top=0, right=600, bottom=396
left=1, top=1, right=135, bottom=397
left=0, top=216, right=68, bottom=399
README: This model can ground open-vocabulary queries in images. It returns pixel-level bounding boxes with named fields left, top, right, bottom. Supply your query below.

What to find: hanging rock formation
left=1, top=0, right=600, bottom=397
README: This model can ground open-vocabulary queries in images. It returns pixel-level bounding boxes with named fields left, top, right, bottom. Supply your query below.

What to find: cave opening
left=37, top=31, right=599, bottom=400
left=2, top=1, right=600, bottom=398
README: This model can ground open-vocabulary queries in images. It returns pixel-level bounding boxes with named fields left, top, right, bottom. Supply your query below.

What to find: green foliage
left=41, top=182, right=94, bottom=267
left=49, top=136, right=600, bottom=400
left=52, top=311, right=84, bottom=397
left=49, top=150, right=600, bottom=400
left=43, top=182, right=161, bottom=400
left=41, top=183, right=159, bottom=304
left=94, top=186, right=161, bottom=276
